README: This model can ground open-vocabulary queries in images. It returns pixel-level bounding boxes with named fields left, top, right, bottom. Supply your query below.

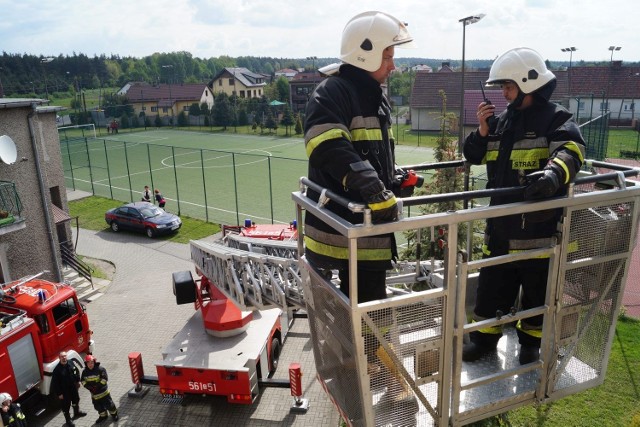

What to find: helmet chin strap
left=508, top=90, right=526, bottom=110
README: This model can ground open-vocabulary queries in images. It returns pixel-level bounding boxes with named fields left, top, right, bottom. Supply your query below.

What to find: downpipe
left=27, top=103, right=62, bottom=281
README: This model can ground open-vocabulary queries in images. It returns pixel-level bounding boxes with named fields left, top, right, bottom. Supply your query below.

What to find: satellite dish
left=0, top=135, right=18, bottom=165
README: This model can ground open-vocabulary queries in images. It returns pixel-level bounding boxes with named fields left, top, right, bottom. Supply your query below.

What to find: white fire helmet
left=0, top=392, right=12, bottom=405
left=486, top=47, right=556, bottom=94
left=338, top=11, right=414, bottom=73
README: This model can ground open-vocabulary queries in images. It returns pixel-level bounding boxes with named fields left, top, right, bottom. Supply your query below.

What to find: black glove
left=345, top=161, right=398, bottom=224
left=524, top=166, right=562, bottom=200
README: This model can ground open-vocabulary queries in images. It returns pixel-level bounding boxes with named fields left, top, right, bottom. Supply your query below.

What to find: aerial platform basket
left=293, top=160, right=640, bottom=426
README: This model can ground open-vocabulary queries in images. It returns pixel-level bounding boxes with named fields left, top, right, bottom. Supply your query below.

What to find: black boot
left=462, top=341, right=497, bottom=362
left=72, top=405, right=87, bottom=419
left=96, top=414, right=109, bottom=424
left=64, top=412, right=76, bottom=427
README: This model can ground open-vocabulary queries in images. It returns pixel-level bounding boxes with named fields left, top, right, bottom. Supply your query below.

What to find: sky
left=0, top=0, right=637, bottom=63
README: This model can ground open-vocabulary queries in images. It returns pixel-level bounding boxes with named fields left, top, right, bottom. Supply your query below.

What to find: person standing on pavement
left=51, top=351, right=87, bottom=427
left=1, top=392, right=27, bottom=427
left=81, top=355, right=119, bottom=424
left=462, top=47, right=586, bottom=365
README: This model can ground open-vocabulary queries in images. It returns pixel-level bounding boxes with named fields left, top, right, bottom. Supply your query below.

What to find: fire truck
left=0, top=272, right=94, bottom=410
left=129, top=221, right=303, bottom=405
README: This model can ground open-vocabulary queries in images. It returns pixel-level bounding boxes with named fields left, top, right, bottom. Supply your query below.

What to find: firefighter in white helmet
left=1, top=392, right=27, bottom=427
left=304, top=11, right=418, bottom=420
left=462, top=47, right=586, bottom=364
left=305, top=10, right=415, bottom=303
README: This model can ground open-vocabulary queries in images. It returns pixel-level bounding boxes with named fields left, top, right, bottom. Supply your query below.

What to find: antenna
left=0, top=135, right=17, bottom=165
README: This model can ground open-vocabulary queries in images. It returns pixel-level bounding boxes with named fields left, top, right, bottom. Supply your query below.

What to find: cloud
left=0, top=0, right=637, bottom=61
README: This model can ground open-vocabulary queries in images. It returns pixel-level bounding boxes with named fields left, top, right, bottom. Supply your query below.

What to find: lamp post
left=41, top=57, right=54, bottom=99
left=458, top=14, right=485, bottom=152
left=561, top=47, right=577, bottom=102
left=162, top=64, right=174, bottom=125
left=607, top=46, right=621, bottom=111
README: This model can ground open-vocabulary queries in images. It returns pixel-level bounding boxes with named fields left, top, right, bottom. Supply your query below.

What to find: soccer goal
left=57, top=123, right=97, bottom=142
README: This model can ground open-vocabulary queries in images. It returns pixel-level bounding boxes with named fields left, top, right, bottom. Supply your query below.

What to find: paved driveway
left=29, top=227, right=339, bottom=427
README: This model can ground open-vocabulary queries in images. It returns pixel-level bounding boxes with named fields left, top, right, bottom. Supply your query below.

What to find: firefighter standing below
left=51, top=351, right=87, bottom=427
left=81, top=355, right=118, bottom=423
left=462, top=47, right=586, bottom=364
left=1, top=393, right=27, bottom=427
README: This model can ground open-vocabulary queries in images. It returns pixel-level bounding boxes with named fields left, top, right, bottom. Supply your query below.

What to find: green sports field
left=61, top=129, right=436, bottom=226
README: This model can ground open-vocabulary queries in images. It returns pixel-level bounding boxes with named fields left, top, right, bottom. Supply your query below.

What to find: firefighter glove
left=367, top=189, right=399, bottom=223
left=345, top=161, right=399, bottom=223
left=524, top=166, right=561, bottom=200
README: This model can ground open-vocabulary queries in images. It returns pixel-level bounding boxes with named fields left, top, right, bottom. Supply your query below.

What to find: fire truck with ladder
left=128, top=221, right=305, bottom=406
left=0, top=272, right=94, bottom=413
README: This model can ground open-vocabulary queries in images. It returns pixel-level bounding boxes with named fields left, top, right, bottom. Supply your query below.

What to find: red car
left=105, top=202, right=181, bottom=238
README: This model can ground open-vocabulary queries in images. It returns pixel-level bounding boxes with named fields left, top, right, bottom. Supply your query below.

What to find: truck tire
left=173, top=271, right=196, bottom=305
left=270, top=337, right=281, bottom=373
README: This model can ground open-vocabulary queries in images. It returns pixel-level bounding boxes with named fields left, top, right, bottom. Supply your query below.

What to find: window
left=600, top=102, right=609, bottom=111
left=162, top=107, right=169, bottom=113
left=218, top=80, right=223, bottom=86
left=229, top=78, right=235, bottom=86
left=240, top=90, right=245, bottom=98
left=578, top=102, right=585, bottom=110
left=52, top=298, right=78, bottom=326
left=142, top=106, right=147, bottom=111
left=34, top=313, right=50, bottom=333
left=183, top=106, right=189, bottom=111
left=151, top=106, right=158, bottom=112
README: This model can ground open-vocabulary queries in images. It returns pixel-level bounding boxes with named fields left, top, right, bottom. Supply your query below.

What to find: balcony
left=0, top=181, right=25, bottom=234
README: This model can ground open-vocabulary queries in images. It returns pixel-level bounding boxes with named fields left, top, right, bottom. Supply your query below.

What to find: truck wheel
left=270, top=337, right=281, bottom=373
left=110, top=222, right=120, bottom=232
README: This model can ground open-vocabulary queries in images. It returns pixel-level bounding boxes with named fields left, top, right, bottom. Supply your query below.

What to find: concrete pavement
left=30, top=224, right=340, bottom=426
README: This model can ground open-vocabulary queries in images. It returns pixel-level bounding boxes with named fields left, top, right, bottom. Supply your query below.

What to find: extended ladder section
left=0, top=305, right=29, bottom=336
left=292, top=160, right=640, bottom=427
left=190, top=239, right=305, bottom=315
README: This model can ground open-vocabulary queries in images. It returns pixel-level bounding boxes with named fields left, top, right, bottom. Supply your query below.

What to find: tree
left=294, top=113, right=303, bottom=135
left=213, top=92, right=232, bottom=130
left=280, top=103, right=295, bottom=136
left=265, top=109, right=277, bottom=134
left=178, top=111, right=188, bottom=126
left=401, top=90, right=473, bottom=269
left=189, top=102, right=201, bottom=126
left=275, top=76, right=290, bottom=102
left=155, top=115, right=163, bottom=127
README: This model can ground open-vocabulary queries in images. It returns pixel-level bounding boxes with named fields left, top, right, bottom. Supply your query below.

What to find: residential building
left=275, top=69, right=299, bottom=80
left=209, top=67, right=266, bottom=99
left=410, top=62, right=640, bottom=133
left=119, top=82, right=213, bottom=124
left=0, top=98, right=72, bottom=283
left=289, top=71, right=325, bottom=115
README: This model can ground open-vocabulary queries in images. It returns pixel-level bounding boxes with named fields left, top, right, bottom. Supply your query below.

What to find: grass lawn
left=68, top=195, right=220, bottom=244
left=495, top=316, right=640, bottom=427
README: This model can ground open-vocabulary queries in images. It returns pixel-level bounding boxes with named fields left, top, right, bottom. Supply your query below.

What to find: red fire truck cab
left=0, top=274, right=94, bottom=405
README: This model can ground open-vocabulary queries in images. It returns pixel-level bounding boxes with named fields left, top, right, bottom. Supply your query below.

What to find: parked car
left=105, top=202, right=181, bottom=238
